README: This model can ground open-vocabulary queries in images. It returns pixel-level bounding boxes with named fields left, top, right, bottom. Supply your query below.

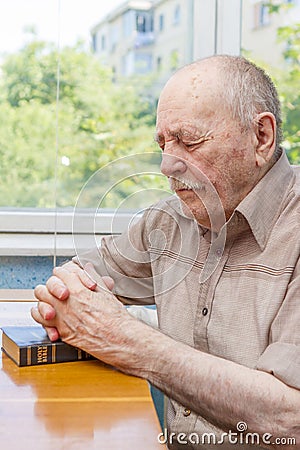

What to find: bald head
left=158, top=58, right=222, bottom=113
left=159, top=55, right=282, bottom=157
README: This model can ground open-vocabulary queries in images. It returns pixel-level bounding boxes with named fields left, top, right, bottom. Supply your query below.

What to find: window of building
left=137, top=13, right=146, bottom=32
left=159, top=14, right=164, bottom=32
left=157, top=56, right=162, bottom=71
left=3, top=0, right=299, bottom=253
left=173, top=5, right=181, bottom=25
left=135, top=52, right=152, bottom=74
left=92, top=33, right=97, bottom=52
left=136, top=11, right=154, bottom=34
left=101, top=34, right=106, bottom=51
left=253, top=2, right=271, bottom=28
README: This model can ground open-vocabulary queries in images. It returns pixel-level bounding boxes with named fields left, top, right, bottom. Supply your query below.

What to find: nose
left=160, top=152, right=187, bottom=178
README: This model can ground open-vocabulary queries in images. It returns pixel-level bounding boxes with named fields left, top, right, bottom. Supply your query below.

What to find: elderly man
left=32, top=55, right=300, bottom=449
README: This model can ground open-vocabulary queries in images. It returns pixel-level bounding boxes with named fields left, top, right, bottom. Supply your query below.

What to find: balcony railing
left=134, top=31, right=155, bottom=48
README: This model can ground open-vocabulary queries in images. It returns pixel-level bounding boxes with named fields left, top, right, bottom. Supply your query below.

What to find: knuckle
left=34, top=284, right=45, bottom=298
left=46, top=275, right=57, bottom=286
left=62, top=261, right=79, bottom=274
left=53, top=266, right=64, bottom=276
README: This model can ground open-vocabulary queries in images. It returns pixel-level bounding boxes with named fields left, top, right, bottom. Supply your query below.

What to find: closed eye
left=154, top=134, right=165, bottom=151
left=183, top=133, right=214, bottom=151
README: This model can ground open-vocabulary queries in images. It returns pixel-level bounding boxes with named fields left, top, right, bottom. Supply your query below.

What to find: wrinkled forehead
left=157, top=62, right=223, bottom=114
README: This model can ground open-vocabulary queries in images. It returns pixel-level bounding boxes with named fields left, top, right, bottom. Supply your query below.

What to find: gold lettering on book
left=52, top=344, right=56, bottom=362
left=37, top=346, right=48, bottom=363
left=27, top=347, right=31, bottom=365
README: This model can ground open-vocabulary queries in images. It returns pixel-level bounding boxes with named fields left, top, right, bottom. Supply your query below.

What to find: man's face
left=156, top=64, right=258, bottom=229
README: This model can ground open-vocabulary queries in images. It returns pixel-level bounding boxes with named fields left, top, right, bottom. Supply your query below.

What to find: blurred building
left=242, top=0, right=300, bottom=67
left=91, top=1, right=154, bottom=78
left=91, top=0, right=300, bottom=85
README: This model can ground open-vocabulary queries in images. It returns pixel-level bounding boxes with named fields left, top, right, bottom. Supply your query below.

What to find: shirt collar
left=236, top=151, right=295, bottom=250
left=165, top=151, right=295, bottom=249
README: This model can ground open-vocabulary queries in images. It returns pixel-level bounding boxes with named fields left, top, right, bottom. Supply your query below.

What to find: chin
left=177, top=194, right=210, bottom=227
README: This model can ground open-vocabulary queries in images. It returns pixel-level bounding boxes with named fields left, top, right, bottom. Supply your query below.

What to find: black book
left=1, top=326, right=95, bottom=367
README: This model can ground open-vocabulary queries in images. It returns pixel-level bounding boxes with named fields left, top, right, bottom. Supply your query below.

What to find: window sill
left=0, top=233, right=103, bottom=256
left=0, top=289, right=35, bottom=301
left=0, top=209, right=137, bottom=256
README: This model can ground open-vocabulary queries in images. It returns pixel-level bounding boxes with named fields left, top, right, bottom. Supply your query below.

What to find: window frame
left=0, top=208, right=136, bottom=256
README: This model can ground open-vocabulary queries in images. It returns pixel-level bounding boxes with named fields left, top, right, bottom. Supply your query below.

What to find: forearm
left=32, top=266, right=300, bottom=448
left=122, top=324, right=300, bottom=447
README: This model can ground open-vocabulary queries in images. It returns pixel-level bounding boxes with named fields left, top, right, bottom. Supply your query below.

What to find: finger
left=31, top=305, right=44, bottom=325
left=83, top=263, right=112, bottom=291
left=52, top=266, right=86, bottom=291
left=34, top=284, right=59, bottom=307
left=38, top=301, right=56, bottom=321
left=31, top=305, right=55, bottom=328
left=45, top=326, right=60, bottom=342
left=79, top=268, right=97, bottom=291
left=102, top=276, right=114, bottom=291
left=61, top=261, right=97, bottom=290
left=52, top=264, right=110, bottom=295
left=30, top=306, right=59, bottom=342
left=46, top=275, right=70, bottom=300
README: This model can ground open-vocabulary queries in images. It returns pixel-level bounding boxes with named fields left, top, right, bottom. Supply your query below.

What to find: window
left=137, top=13, right=146, bottom=32
left=0, top=0, right=163, bottom=214
left=159, top=14, right=164, bottom=32
left=253, top=2, right=271, bottom=28
left=135, top=52, right=152, bottom=74
left=173, top=5, right=181, bottom=25
left=92, top=33, right=97, bottom=52
left=2, top=1, right=299, bottom=270
left=101, top=34, right=106, bottom=51
left=136, top=11, right=154, bottom=33
left=157, top=56, right=162, bottom=71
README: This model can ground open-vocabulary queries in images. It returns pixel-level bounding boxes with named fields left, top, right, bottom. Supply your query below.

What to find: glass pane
left=241, top=0, right=300, bottom=164
left=6, top=1, right=300, bottom=212
left=0, top=0, right=169, bottom=211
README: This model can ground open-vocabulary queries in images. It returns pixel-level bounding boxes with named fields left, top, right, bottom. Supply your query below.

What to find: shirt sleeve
left=72, top=208, right=155, bottom=305
left=256, top=256, right=300, bottom=389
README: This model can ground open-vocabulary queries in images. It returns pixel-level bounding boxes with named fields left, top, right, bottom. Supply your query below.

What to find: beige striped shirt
left=75, top=151, right=300, bottom=448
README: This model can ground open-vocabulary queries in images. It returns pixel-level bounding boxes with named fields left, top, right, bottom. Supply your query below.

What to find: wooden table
left=0, top=298, right=165, bottom=450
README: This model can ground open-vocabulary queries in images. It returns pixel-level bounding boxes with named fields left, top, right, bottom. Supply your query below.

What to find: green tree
left=260, top=1, right=300, bottom=163
left=0, top=39, right=163, bottom=208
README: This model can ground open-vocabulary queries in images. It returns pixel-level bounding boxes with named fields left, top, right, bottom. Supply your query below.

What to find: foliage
left=250, top=1, right=300, bottom=164
left=0, top=39, right=164, bottom=208
left=1, top=6, right=300, bottom=210
left=267, top=1, right=300, bottom=163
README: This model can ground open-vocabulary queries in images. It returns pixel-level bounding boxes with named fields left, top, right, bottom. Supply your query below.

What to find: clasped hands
left=31, top=261, right=146, bottom=373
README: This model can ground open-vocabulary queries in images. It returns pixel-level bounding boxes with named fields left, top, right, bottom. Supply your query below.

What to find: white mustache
left=169, top=177, right=205, bottom=191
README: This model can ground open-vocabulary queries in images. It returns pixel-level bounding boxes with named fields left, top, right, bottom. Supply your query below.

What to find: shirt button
left=183, top=408, right=191, bottom=417
left=216, top=248, right=222, bottom=257
left=202, top=307, right=208, bottom=316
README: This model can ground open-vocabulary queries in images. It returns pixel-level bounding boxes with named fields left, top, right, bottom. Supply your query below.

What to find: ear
left=254, top=113, right=276, bottom=168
